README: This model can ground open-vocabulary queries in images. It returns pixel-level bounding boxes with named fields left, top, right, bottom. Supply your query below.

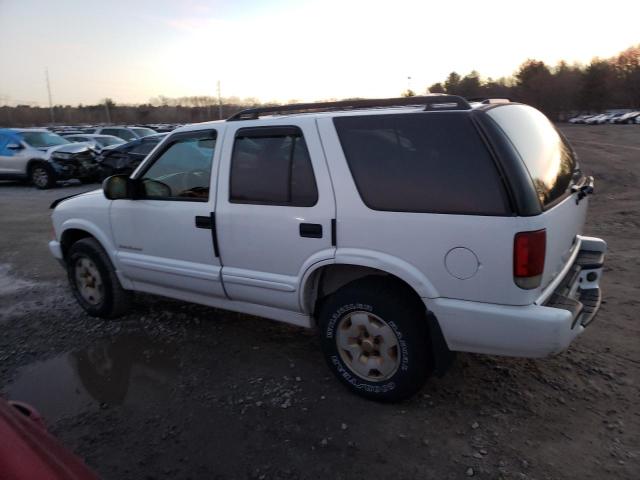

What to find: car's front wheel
left=318, top=276, right=433, bottom=402
left=29, top=163, right=56, bottom=189
left=67, top=238, right=132, bottom=318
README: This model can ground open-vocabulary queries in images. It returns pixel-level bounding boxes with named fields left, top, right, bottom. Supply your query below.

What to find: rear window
left=486, top=104, right=577, bottom=208
left=333, top=113, right=509, bottom=215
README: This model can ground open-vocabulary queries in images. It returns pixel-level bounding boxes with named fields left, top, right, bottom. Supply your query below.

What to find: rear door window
left=230, top=127, right=318, bottom=207
left=486, top=104, right=578, bottom=208
left=333, top=113, right=509, bottom=215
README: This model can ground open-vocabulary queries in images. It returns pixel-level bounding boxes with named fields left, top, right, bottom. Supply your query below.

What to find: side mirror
left=102, top=174, right=133, bottom=200
left=7, top=143, right=22, bottom=150
left=140, top=179, right=172, bottom=198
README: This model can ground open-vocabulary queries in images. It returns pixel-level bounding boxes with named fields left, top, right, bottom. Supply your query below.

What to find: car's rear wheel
left=29, top=163, right=56, bottom=189
left=318, top=276, right=433, bottom=402
left=67, top=238, right=131, bottom=318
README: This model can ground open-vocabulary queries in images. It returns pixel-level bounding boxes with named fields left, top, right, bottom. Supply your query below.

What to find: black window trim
left=480, top=104, right=579, bottom=213
left=132, top=128, right=217, bottom=203
left=229, top=125, right=319, bottom=208
left=333, top=111, right=513, bottom=217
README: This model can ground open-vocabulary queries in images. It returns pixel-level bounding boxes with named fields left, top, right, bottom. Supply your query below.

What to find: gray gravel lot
left=0, top=125, right=638, bottom=479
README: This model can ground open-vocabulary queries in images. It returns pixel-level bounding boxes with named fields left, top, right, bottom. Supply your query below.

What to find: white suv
left=49, top=96, right=606, bottom=401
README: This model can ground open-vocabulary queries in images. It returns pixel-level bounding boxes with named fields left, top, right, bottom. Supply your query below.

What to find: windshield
left=96, top=136, right=125, bottom=147
left=131, top=128, right=157, bottom=138
left=487, top=104, right=578, bottom=208
left=20, top=131, right=70, bottom=148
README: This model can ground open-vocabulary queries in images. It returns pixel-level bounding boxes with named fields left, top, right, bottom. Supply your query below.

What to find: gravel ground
left=0, top=125, right=638, bottom=480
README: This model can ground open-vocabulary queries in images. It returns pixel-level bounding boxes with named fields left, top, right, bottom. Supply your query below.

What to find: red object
left=0, top=398, right=99, bottom=480
left=513, top=229, right=546, bottom=286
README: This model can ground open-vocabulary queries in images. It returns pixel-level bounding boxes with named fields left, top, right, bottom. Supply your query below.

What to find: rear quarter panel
left=317, top=117, right=577, bottom=306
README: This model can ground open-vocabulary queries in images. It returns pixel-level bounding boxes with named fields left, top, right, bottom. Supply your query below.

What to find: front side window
left=139, top=131, right=216, bottom=201
left=334, top=113, right=509, bottom=215
left=230, top=127, right=318, bottom=207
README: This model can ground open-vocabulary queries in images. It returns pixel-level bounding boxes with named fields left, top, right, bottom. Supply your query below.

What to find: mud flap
left=426, top=311, right=456, bottom=376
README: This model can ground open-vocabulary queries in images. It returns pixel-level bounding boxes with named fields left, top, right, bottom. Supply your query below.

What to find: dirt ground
left=0, top=124, right=638, bottom=480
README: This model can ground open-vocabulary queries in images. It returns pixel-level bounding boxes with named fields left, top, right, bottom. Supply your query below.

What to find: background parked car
left=96, top=133, right=166, bottom=180
left=63, top=134, right=125, bottom=151
left=0, top=128, right=98, bottom=188
left=87, top=126, right=157, bottom=141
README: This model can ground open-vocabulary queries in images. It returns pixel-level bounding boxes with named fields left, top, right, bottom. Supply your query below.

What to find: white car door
left=110, top=128, right=226, bottom=298
left=215, top=118, right=336, bottom=312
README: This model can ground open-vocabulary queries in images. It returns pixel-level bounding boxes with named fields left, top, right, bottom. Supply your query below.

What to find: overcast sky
left=1, top=0, right=638, bottom=106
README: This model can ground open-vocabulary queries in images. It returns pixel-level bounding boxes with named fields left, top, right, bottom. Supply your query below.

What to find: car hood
left=50, top=188, right=104, bottom=209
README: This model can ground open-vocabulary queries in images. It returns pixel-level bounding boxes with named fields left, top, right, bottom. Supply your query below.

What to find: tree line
left=1, top=44, right=638, bottom=127
left=420, top=44, right=640, bottom=119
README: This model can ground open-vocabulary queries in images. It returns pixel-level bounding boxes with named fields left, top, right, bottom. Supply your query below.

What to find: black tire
left=318, top=276, right=433, bottom=402
left=29, top=162, right=56, bottom=189
left=66, top=238, right=132, bottom=318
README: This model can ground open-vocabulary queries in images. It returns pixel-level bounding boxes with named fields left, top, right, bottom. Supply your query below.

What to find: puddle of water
left=0, top=263, right=37, bottom=295
left=5, top=335, right=178, bottom=422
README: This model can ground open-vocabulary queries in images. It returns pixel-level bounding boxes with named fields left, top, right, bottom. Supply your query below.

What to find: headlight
left=52, top=152, right=72, bottom=160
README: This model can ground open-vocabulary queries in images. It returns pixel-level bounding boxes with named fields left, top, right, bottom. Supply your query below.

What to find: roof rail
left=226, top=95, right=471, bottom=121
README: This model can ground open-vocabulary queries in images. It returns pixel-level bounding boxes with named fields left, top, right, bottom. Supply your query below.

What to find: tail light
left=514, top=229, right=546, bottom=289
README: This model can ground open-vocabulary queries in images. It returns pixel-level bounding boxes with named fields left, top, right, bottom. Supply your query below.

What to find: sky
left=1, top=0, right=639, bottom=106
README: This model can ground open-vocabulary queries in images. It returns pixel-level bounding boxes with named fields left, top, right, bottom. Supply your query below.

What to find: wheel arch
left=299, top=249, right=439, bottom=316
left=57, top=220, right=132, bottom=289
left=26, top=158, right=49, bottom=172
left=302, top=258, right=455, bottom=377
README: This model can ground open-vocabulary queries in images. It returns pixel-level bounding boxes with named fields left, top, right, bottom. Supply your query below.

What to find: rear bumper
left=428, top=236, right=606, bottom=358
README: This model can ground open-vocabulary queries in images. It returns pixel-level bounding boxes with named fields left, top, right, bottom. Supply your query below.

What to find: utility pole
left=104, top=99, right=111, bottom=124
left=217, top=80, right=223, bottom=119
left=45, top=67, right=55, bottom=124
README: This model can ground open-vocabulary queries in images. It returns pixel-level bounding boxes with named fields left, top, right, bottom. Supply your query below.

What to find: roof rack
left=226, top=95, right=471, bottom=121
left=467, top=97, right=512, bottom=104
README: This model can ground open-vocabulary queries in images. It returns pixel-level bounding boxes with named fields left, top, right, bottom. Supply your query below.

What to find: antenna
left=45, top=67, right=55, bottom=124
left=217, top=80, right=222, bottom=119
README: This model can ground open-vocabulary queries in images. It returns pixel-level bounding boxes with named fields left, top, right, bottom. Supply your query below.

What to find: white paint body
left=49, top=107, right=606, bottom=358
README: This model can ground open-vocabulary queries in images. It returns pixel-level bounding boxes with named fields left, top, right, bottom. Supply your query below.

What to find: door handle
left=299, top=223, right=323, bottom=238
left=195, top=216, right=212, bottom=229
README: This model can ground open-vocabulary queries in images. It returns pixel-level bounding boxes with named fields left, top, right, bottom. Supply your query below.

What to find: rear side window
left=230, top=127, right=318, bottom=207
left=333, top=113, right=509, bottom=215
left=486, top=104, right=577, bottom=208
left=130, top=141, right=156, bottom=155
